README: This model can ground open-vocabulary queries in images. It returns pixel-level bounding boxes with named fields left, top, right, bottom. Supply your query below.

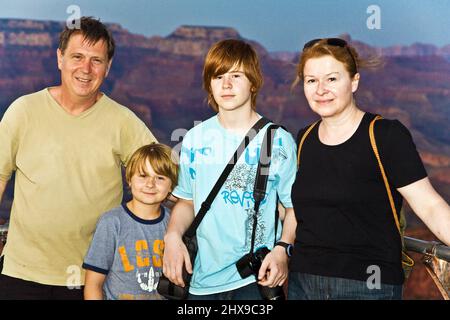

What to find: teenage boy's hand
left=163, top=232, right=193, bottom=287
left=257, top=245, right=288, bottom=288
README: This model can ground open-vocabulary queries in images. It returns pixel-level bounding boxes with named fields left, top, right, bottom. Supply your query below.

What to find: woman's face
left=303, top=55, right=360, bottom=119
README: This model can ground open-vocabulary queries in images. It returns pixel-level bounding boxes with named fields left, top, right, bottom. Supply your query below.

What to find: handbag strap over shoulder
left=369, top=115, right=414, bottom=267
left=297, top=121, right=320, bottom=169
left=184, top=117, right=271, bottom=239
left=369, top=115, right=402, bottom=234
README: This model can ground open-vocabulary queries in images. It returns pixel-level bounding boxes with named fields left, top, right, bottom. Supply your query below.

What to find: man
left=0, top=17, right=156, bottom=299
left=163, top=39, right=297, bottom=299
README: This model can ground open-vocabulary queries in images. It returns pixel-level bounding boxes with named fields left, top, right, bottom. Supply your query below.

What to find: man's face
left=57, top=33, right=111, bottom=101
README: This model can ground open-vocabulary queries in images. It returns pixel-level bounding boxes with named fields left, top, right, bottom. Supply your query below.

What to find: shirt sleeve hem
left=82, top=263, right=109, bottom=275
left=171, top=191, right=193, bottom=201
left=396, top=172, right=428, bottom=189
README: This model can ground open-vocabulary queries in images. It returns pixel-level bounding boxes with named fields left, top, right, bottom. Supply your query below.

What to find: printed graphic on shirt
left=136, top=266, right=158, bottom=292
left=118, top=239, right=164, bottom=295
left=182, top=135, right=285, bottom=181
left=183, top=147, right=212, bottom=179
left=244, top=207, right=267, bottom=250
left=222, top=163, right=269, bottom=250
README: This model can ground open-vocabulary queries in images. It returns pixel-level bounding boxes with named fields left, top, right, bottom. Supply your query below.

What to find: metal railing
left=405, top=236, right=450, bottom=300
left=405, top=236, right=450, bottom=262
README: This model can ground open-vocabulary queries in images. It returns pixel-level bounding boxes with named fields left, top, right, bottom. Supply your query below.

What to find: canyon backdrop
left=0, top=18, right=449, bottom=299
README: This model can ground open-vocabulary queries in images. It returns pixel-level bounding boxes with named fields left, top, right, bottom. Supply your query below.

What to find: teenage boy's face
left=129, top=160, right=172, bottom=206
left=210, top=64, right=253, bottom=112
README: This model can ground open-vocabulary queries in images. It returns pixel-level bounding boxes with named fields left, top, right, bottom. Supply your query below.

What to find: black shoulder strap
left=253, top=124, right=282, bottom=207
left=184, top=117, right=271, bottom=239
left=250, top=124, right=284, bottom=252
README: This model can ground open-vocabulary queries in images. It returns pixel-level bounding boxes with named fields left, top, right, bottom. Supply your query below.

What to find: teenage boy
left=163, top=39, right=297, bottom=299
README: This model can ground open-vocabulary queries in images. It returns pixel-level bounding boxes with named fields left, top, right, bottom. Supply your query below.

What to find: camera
left=157, top=266, right=191, bottom=300
left=157, top=234, right=197, bottom=300
left=236, top=246, right=286, bottom=300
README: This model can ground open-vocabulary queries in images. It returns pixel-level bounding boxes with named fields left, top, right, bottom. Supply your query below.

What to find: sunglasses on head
left=303, top=38, right=349, bottom=51
left=303, top=38, right=357, bottom=71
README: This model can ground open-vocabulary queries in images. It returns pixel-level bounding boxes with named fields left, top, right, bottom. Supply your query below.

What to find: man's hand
left=257, top=245, right=288, bottom=288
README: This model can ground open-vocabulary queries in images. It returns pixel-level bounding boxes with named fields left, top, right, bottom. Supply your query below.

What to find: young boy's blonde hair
left=125, top=143, right=179, bottom=190
left=203, top=39, right=263, bottom=112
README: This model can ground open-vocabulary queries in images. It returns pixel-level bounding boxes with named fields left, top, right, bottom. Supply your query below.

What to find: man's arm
left=0, top=180, right=6, bottom=204
left=84, top=270, right=106, bottom=300
left=0, top=180, right=7, bottom=255
left=163, top=198, right=195, bottom=287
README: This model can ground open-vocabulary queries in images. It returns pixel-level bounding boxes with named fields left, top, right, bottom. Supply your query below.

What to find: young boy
left=163, top=39, right=298, bottom=299
left=83, top=143, right=178, bottom=300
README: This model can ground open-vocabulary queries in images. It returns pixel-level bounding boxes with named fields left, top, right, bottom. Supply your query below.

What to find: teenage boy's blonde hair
left=125, top=143, right=179, bottom=189
left=203, top=39, right=263, bottom=112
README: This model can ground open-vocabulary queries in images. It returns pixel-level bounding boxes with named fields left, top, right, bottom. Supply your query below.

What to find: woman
left=288, top=38, right=450, bottom=300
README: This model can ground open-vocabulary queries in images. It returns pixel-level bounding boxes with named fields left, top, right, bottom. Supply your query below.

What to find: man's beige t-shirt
left=0, top=88, right=157, bottom=285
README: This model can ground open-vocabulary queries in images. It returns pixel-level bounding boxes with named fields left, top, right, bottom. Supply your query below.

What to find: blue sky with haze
left=1, top=0, right=449, bottom=52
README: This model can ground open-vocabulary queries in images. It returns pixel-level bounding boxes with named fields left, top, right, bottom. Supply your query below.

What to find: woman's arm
left=398, top=177, right=450, bottom=246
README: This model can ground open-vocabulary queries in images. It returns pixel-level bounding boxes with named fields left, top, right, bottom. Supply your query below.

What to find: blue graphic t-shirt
left=83, top=204, right=169, bottom=300
left=173, top=115, right=297, bottom=295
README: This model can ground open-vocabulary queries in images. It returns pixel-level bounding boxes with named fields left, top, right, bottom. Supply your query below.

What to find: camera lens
left=236, top=253, right=255, bottom=278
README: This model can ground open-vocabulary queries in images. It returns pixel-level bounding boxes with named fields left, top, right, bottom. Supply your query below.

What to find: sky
left=1, top=0, right=449, bottom=52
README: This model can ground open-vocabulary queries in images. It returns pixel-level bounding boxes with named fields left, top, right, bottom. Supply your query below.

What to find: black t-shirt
left=290, top=112, right=427, bottom=285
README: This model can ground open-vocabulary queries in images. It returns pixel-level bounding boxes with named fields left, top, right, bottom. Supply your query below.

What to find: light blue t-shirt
left=172, top=115, right=297, bottom=295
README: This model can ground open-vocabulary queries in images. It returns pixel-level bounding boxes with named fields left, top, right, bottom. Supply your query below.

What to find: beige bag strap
left=369, top=116, right=401, bottom=233
left=297, top=121, right=320, bottom=168
left=369, top=115, right=414, bottom=267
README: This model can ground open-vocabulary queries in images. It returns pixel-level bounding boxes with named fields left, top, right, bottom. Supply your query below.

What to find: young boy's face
left=210, top=64, right=253, bottom=113
left=129, top=159, right=172, bottom=206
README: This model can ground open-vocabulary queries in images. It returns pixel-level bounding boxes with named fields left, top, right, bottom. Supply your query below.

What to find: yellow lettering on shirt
left=118, top=246, right=134, bottom=272
left=152, top=239, right=164, bottom=267
left=136, top=240, right=150, bottom=267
